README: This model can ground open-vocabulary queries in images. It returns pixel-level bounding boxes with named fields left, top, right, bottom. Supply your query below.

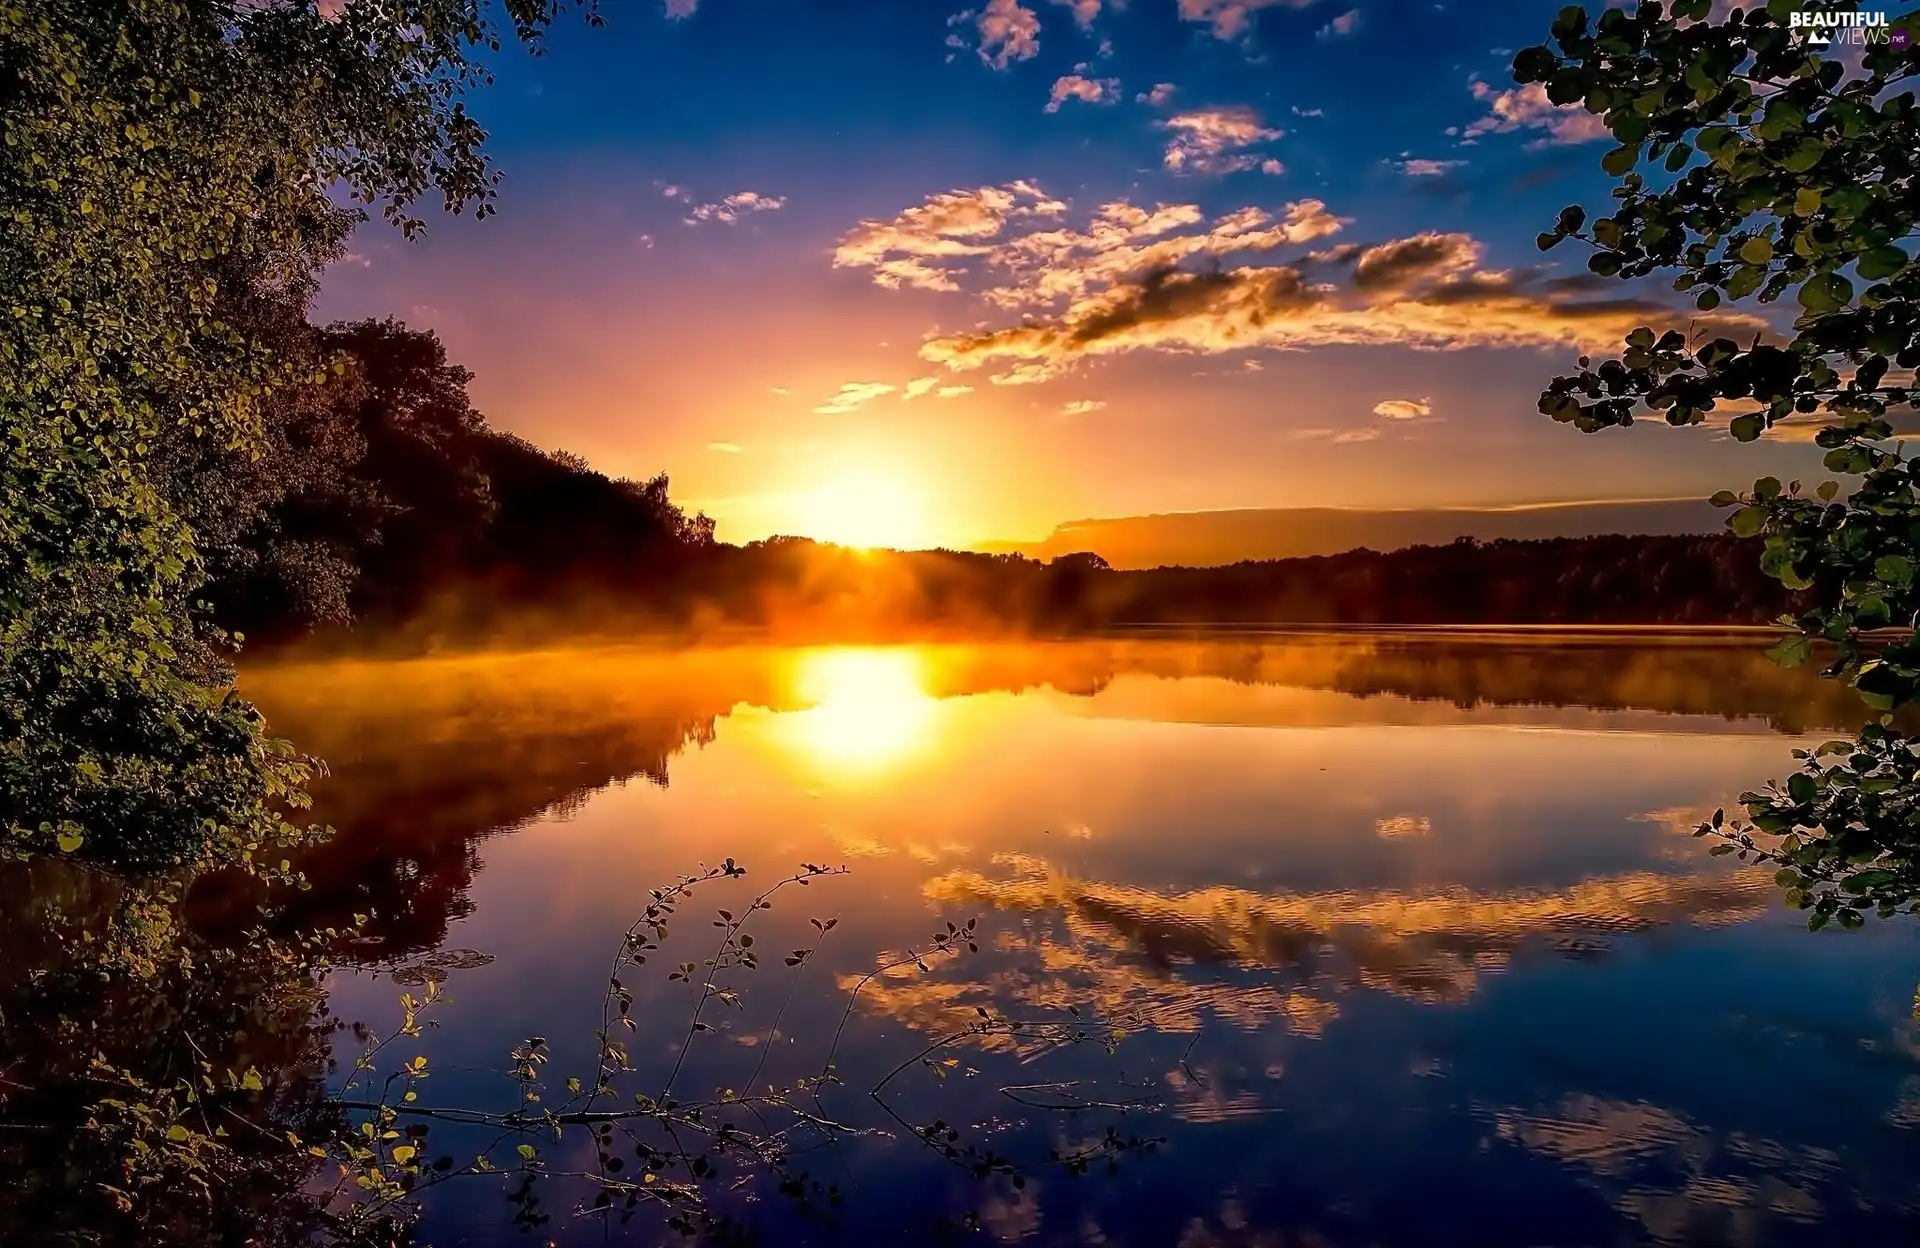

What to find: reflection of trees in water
left=1316, top=637, right=1869, bottom=735
left=0, top=862, right=359, bottom=1247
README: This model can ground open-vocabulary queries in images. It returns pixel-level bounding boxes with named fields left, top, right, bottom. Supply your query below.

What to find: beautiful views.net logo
left=1787, top=9, right=1908, bottom=48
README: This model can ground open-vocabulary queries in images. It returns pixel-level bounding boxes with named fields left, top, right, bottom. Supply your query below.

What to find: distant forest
left=217, top=319, right=1797, bottom=650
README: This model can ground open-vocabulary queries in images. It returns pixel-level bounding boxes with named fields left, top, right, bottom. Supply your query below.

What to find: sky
left=315, top=0, right=1827, bottom=549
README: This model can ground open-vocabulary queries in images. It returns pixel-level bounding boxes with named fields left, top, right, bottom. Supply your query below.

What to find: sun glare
left=791, top=469, right=932, bottom=551
left=775, top=648, right=938, bottom=779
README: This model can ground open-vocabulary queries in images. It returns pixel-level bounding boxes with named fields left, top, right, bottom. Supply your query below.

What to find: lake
left=226, top=633, right=1920, bottom=1245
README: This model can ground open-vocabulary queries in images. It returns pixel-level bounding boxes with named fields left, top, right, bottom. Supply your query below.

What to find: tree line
left=183, top=314, right=1802, bottom=648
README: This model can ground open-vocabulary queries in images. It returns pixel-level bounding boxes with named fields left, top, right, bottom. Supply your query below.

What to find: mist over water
left=230, top=635, right=1920, bottom=1245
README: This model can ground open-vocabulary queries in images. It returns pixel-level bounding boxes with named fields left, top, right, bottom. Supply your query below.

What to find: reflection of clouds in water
left=845, top=857, right=1772, bottom=1067
left=1374, top=814, right=1430, bottom=838
left=1489, top=1093, right=1839, bottom=1241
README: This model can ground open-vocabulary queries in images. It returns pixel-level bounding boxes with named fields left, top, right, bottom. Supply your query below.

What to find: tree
left=0, top=0, right=597, bottom=871
left=1517, top=0, right=1920, bottom=926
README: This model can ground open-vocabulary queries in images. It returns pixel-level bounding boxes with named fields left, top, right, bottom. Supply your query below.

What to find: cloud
left=973, top=0, right=1041, bottom=69
left=978, top=196, right=1347, bottom=308
left=902, top=376, right=940, bottom=400
left=1288, top=426, right=1380, bottom=443
left=1259, top=158, right=1284, bottom=175
left=1465, top=80, right=1611, bottom=147
left=939, top=385, right=975, bottom=398
left=834, top=180, right=1065, bottom=292
left=1351, top=232, right=1480, bottom=291
left=1291, top=104, right=1324, bottom=117
left=1316, top=8, right=1359, bottom=38
left=1136, top=82, right=1176, bottom=105
left=664, top=0, right=699, bottom=15
left=1397, top=156, right=1466, bottom=177
left=914, top=216, right=1767, bottom=379
left=1373, top=397, right=1433, bottom=419
left=812, top=381, right=897, bottom=414
left=1062, top=399, right=1108, bottom=414
left=1160, top=106, right=1283, bottom=174
left=707, top=440, right=742, bottom=452
left=1051, top=0, right=1101, bottom=29
left=686, top=190, right=786, bottom=223
left=1046, top=71, right=1121, bottom=112
left=833, top=189, right=1347, bottom=314
left=1177, top=0, right=1317, bottom=39
left=991, top=362, right=1059, bottom=386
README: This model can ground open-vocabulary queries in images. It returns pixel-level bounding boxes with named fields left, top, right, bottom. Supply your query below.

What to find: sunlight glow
left=789, top=468, right=931, bottom=551
left=774, top=648, right=939, bottom=779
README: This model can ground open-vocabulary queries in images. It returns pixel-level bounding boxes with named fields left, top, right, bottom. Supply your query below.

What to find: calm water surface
left=240, top=635, right=1920, bottom=1246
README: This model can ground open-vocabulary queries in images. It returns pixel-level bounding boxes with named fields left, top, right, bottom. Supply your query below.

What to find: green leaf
left=1600, top=144, right=1641, bottom=176
left=1738, top=236, right=1773, bottom=265
left=1797, top=271, right=1853, bottom=314
left=1780, top=137, right=1824, bottom=173
left=56, top=831, right=84, bottom=853
left=391, top=1145, right=417, bottom=1165
left=1768, top=635, right=1813, bottom=668
left=1857, top=246, right=1908, bottom=280
left=1729, top=414, right=1765, bottom=444
left=1875, top=555, right=1913, bottom=586
left=1728, top=505, right=1768, bottom=536
left=1794, top=187, right=1822, bottom=216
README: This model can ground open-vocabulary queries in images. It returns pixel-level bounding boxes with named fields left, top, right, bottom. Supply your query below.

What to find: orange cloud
left=1050, top=0, right=1102, bottom=29
left=1316, top=8, right=1360, bottom=38
left=983, top=197, right=1347, bottom=307
left=833, top=180, right=1064, bottom=292
left=1352, top=232, right=1481, bottom=291
left=812, top=381, right=896, bottom=414
left=1398, top=156, right=1467, bottom=177
left=1046, top=71, right=1121, bottom=112
left=973, top=0, right=1041, bottom=69
left=917, top=247, right=1767, bottom=377
left=685, top=189, right=786, bottom=224
left=1160, top=105, right=1284, bottom=173
left=1176, top=0, right=1317, bottom=40
left=1466, top=81, right=1611, bottom=148
left=1373, top=397, right=1434, bottom=419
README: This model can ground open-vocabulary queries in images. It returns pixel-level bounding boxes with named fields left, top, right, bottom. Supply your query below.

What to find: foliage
left=0, top=0, right=603, bottom=867
left=1515, top=0, right=1920, bottom=921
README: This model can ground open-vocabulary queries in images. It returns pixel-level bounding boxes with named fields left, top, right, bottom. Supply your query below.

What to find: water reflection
left=208, top=634, right=1920, bottom=1245
left=775, top=647, right=941, bottom=778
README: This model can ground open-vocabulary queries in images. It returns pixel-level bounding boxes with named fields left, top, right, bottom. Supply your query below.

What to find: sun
left=791, top=467, right=933, bottom=551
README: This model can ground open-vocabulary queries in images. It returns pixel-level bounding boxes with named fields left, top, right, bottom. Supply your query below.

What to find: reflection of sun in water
left=776, top=648, right=939, bottom=779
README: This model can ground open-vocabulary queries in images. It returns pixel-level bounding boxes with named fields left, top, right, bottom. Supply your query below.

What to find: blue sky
left=317, top=0, right=1823, bottom=548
